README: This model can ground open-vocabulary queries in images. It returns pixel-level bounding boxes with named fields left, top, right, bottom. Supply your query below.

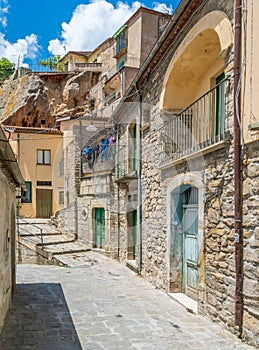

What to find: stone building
left=56, top=0, right=258, bottom=346
left=0, top=125, right=24, bottom=332
left=61, top=6, right=171, bottom=243
left=110, top=0, right=259, bottom=347
left=2, top=126, right=64, bottom=218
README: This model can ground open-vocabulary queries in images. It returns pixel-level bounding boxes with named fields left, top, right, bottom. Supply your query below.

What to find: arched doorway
left=167, top=175, right=204, bottom=300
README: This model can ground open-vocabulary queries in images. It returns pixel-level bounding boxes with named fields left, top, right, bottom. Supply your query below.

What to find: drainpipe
left=137, top=92, right=142, bottom=273
left=234, top=0, right=243, bottom=331
left=115, top=125, right=120, bottom=257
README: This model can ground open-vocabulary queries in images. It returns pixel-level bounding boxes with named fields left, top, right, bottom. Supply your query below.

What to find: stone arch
left=160, top=10, right=233, bottom=111
left=166, top=173, right=205, bottom=296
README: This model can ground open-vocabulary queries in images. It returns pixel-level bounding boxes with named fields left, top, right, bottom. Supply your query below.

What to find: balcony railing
left=74, top=62, right=102, bottom=72
left=159, top=79, right=229, bottom=164
left=115, top=145, right=137, bottom=181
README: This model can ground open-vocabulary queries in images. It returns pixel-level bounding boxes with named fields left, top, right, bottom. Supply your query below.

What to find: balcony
left=74, top=62, right=102, bottom=72
left=115, top=145, right=137, bottom=182
left=159, top=79, right=230, bottom=165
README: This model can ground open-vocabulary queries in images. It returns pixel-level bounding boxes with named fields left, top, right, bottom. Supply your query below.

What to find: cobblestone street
left=0, top=252, right=255, bottom=350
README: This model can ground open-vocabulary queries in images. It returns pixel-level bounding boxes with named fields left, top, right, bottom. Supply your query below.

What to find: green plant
left=38, top=55, right=64, bottom=71
left=0, top=58, right=15, bottom=83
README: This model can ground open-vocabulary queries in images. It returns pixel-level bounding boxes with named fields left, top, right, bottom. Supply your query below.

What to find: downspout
left=137, top=92, right=142, bottom=273
left=234, top=0, right=243, bottom=331
left=115, top=125, right=120, bottom=257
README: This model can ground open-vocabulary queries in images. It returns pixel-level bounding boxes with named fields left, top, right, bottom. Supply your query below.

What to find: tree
left=38, top=55, right=64, bottom=71
left=0, top=57, right=15, bottom=83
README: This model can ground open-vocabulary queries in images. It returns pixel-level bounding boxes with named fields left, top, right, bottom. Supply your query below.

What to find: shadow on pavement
left=0, top=283, right=83, bottom=350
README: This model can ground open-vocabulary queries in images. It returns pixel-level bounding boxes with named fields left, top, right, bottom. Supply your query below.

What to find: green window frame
left=21, top=181, right=32, bottom=203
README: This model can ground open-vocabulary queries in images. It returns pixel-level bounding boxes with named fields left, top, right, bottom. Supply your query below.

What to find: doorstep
left=168, top=293, right=198, bottom=314
left=126, top=259, right=138, bottom=273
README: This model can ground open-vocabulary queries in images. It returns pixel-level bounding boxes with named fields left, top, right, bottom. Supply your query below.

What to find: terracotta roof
left=2, top=125, right=63, bottom=134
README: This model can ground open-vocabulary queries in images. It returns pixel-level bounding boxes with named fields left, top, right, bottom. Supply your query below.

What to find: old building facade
left=0, top=125, right=24, bottom=332
left=111, top=0, right=259, bottom=347
left=56, top=0, right=258, bottom=347
left=3, top=126, right=64, bottom=218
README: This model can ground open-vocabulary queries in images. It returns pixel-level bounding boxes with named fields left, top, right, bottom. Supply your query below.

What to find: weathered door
left=36, top=189, right=52, bottom=218
left=94, top=208, right=105, bottom=248
left=127, top=210, right=137, bottom=260
left=182, top=188, right=199, bottom=298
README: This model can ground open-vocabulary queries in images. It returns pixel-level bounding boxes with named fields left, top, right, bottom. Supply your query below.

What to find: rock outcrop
left=0, top=70, right=100, bottom=127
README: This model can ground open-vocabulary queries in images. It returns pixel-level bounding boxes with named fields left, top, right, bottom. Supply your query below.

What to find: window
left=37, top=149, right=51, bottom=165
left=59, top=158, right=64, bottom=176
left=21, top=181, right=32, bottom=203
left=59, top=191, right=64, bottom=205
left=37, top=181, right=52, bottom=186
left=128, top=124, right=137, bottom=172
left=116, top=31, right=126, bottom=54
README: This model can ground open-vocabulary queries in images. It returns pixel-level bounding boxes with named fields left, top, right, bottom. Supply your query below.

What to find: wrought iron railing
left=16, top=216, right=44, bottom=250
left=115, top=145, right=137, bottom=180
left=159, top=79, right=229, bottom=164
left=115, top=145, right=127, bottom=180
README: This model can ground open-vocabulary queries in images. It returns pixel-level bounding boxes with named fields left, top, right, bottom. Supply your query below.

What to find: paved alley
left=0, top=252, right=255, bottom=350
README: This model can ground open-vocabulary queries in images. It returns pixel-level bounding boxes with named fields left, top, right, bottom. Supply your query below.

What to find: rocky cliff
left=0, top=70, right=100, bottom=128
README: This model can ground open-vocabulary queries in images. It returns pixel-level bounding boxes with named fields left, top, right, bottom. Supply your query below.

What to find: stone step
left=18, top=224, right=61, bottom=236
left=42, top=234, right=76, bottom=246
left=17, top=218, right=50, bottom=225
left=43, top=241, right=90, bottom=255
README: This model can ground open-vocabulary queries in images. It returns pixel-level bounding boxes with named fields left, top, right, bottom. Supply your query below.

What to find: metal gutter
left=137, top=92, right=142, bottom=273
left=233, top=0, right=243, bottom=331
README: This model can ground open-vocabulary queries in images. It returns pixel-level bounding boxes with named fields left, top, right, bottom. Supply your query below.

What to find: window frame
left=37, top=149, right=51, bottom=165
left=21, top=181, right=32, bottom=203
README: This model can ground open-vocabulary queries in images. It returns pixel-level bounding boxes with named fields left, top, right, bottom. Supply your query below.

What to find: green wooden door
left=127, top=210, right=137, bottom=260
left=36, top=189, right=52, bottom=218
left=182, top=187, right=199, bottom=298
left=132, top=210, right=137, bottom=259
left=94, top=208, right=105, bottom=248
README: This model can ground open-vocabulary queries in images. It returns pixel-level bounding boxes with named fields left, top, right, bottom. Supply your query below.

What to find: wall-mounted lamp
left=86, top=122, right=97, bottom=132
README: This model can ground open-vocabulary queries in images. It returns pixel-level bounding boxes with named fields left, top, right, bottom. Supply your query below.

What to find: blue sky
left=0, top=0, right=181, bottom=67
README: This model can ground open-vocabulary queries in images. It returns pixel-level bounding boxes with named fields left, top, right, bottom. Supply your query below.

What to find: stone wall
left=113, top=0, right=258, bottom=347
left=242, top=142, right=259, bottom=347
left=0, top=167, right=16, bottom=332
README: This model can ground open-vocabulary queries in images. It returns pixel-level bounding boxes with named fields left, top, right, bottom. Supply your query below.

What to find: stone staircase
left=16, top=218, right=91, bottom=266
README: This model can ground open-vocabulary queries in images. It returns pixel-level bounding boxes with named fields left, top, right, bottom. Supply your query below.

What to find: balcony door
left=216, top=72, right=225, bottom=138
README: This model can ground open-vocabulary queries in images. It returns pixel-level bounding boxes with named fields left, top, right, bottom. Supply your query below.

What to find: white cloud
left=0, top=0, right=9, bottom=27
left=0, top=33, right=40, bottom=66
left=48, top=0, right=144, bottom=55
left=152, top=2, right=172, bottom=14
left=0, top=0, right=40, bottom=66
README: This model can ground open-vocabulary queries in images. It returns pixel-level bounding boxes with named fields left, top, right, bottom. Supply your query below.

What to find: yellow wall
left=127, top=16, right=142, bottom=68
left=160, top=11, right=233, bottom=111
left=9, top=131, right=64, bottom=218
left=242, top=0, right=259, bottom=143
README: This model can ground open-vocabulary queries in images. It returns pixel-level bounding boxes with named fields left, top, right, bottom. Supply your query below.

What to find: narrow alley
left=0, top=251, right=254, bottom=350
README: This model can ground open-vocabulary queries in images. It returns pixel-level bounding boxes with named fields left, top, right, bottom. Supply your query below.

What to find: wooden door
left=36, top=189, right=52, bottom=218
left=94, top=208, right=105, bottom=248
left=183, top=204, right=199, bottom=298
